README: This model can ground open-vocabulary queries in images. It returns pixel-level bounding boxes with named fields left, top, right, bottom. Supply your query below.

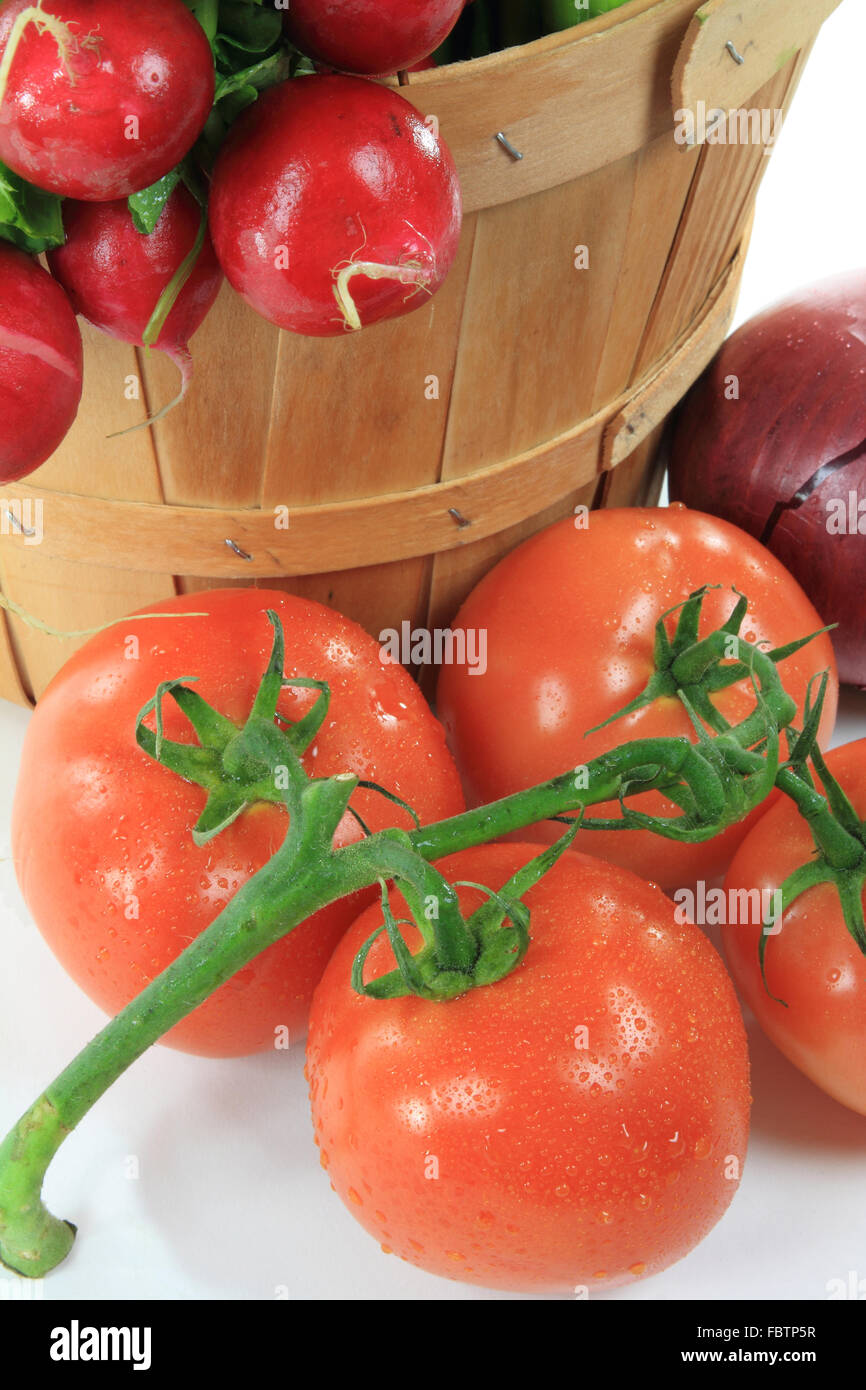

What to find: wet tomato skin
left=12, top=589, right=464, bottom=1057
left=437, top=506, right=838, bottom=890
left=723, top=739, right=866, bottom=1115
left=307, top=844, right=751, bottom=1293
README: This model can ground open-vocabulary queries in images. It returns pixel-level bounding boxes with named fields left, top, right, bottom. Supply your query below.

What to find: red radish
left=48, top=186, right=223, bottom=420
left=669, top=270, right=866, bottom=687
left=281, top=0, right=463, bottom=77
left=0, top=241, right=82, bottom=482
left=208, top=75, right=462, bottom=337
left=0, top=0, right=214, bottom=200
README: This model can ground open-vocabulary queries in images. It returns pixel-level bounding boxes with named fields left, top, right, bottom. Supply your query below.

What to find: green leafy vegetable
left=0, top=161, right=65, bottom=254
left=128, top=168, right=184, bottom=235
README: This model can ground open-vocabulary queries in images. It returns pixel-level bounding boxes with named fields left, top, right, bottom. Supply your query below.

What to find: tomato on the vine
left=307, top=843, right=750, bottom=1293
left=723, top=739, right=866, bottom=1115
left=437, top=506, right=838, bottom=889
left=12, top=589, right=464, bottom=1057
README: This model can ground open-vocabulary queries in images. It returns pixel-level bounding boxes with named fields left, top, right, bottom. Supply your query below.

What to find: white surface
left=2, top=3, right=866, bottom=1302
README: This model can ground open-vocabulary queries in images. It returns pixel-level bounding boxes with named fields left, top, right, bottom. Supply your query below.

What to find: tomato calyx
left=759, top=681, right=866, bottom=1003
left=134, top=609, right=335, bottom=845
left=350, top=822, right=580, bottom=1001
left=575, top=589, right=806, bottom=839
left=591, top=587, right=823, bottom=740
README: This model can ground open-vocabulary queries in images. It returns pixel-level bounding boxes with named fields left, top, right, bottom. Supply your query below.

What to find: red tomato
left=437, top=506, right=838, bottom=890
left=723, top=739, right=866, bottom=1115
left=12, top=590, right=464, bottom=1057
left=307, top=844, right=750, bottom=1293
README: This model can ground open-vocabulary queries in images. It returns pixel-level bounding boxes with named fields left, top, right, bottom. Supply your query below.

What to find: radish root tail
left=0, top=592, right=208, bottom=641
left=0, top=0, right=101, bottom=111
left=332, top=259, right=433, bottom=332
left=106, top=345, right=192, bottom=439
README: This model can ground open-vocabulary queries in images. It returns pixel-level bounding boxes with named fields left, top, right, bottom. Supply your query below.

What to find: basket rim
left=401, top=0, right=673, bottom=85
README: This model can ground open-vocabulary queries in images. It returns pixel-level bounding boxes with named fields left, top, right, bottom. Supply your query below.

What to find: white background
left=1, top=1, right=865, bottom=1302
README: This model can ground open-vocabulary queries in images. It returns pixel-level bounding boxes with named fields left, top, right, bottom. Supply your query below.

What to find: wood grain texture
left=399, top=0, right=724, bottom=212
left=633, top=51, right=804, bottom=377
left=440, top=159, right=637, bottom=473
left=0, top=265, right=749, bottom=583
left=601, top=239, right=745, bottom=468
left=0, top=321, right=177, bottom=701
left=139, top=282, right=281, bottom=509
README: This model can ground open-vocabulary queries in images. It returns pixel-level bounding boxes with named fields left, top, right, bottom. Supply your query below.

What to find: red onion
left=669, top=270, right=866, bottom=686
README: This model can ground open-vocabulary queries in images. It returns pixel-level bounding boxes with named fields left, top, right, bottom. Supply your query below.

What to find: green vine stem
left=0, top=592, right=855, bottom=1278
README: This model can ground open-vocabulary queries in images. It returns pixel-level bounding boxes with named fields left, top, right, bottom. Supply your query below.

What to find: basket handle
left=673, top=0, right=843, bottom=133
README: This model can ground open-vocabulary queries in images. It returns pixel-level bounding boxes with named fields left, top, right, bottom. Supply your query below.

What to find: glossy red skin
left=208, top=76, right=462, bottom=336
left=48, top=187, right=223, bottom=351
left=0, top=0, right=214, bottom=200
left=11, top=589, right=465, bottom=1057
left=282, top=0, right=463, bottom=76
left=723, top=739, right=866, bottom=1115
left=308, top=844, right=750, bottom=1294
left=0, top=242, right=82, bottom=481
left=670, top=271, right=866, bottom=686
left=437, top=506, right=838, bottom=890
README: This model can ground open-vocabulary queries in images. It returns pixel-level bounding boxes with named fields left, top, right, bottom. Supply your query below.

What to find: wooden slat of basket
left=401, top=0, right=711, bottom=213
left=244, top=218, right=480, bottom=640
left=0, top=607, right=32, bottom=705
left=0, top=324, right=177, bottom=700
left=257, top=214, right=478, bottom=508
left=597, top=424, right=667, bottom=509
left=601, top=242, right=743, bottom=469
left=424, top=132, right=697, bottom=640
left=15, top=324, right=161, bottom=500
left=634, top=57, right=800, bottom=375
left=591, top=134, right=701, bottom=409
left=274, top=555, right=435, bottom=647
left=710, top=45, right=814, bottom=278
left=0, top=556, right=178, bottom=702
left=136, top=282, right=281, bottom=508
left=438, top=159, right=636, bottom=477
left=422, top=431, right=665, bottom=697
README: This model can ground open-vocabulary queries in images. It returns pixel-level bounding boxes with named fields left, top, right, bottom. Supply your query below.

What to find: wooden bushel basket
left=0, top=0, right=842, bottom=704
